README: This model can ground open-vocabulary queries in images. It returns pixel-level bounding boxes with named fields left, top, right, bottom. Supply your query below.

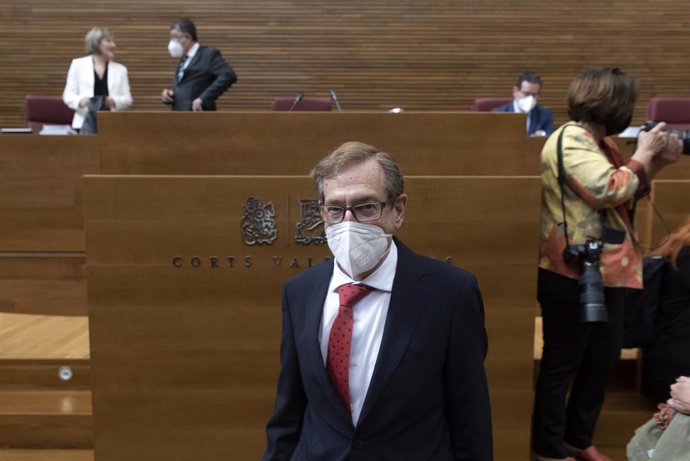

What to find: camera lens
left=579, top=262, right=608, bottom=322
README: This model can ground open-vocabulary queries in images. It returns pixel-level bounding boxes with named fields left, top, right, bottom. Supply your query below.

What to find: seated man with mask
left=492, top=71, right=554, bottom=137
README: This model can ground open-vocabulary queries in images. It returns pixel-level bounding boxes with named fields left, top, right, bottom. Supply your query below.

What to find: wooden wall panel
left=98, top=111, right=540, bottom=175
left=2, top=0, right=689, bottom=127
left=650, top=180, right=690, bottom=246
left=0, top=136, right=98, bottom=251
left=84, top=175, right=540, bottom=461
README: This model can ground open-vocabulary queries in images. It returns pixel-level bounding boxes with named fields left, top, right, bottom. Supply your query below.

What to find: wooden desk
left=98, top=111, right=541, bottom=176
left=84, top=175, right=540, bottom=461
left=0, top=135, right=97, bottom=315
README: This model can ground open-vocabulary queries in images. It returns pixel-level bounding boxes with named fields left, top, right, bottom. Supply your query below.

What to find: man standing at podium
left=263, top=142, right=493, bottom=460
left=160, top=18, right=237, bottom=111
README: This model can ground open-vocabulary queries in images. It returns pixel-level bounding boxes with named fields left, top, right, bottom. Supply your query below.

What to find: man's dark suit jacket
left=263, top=239, right=493, bottom=461
left=170, top=45, right=237, bottom=111
left=492, top=102, right=554, bottom=136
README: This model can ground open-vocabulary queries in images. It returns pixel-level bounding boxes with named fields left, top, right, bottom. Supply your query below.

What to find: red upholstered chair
left=470, top=97, right=513, bottom=112
left=272, top=96, right=332, bottom=111
left=646, top=97, right=690, bottom=130
left=24, top=95, right=74, bottom=133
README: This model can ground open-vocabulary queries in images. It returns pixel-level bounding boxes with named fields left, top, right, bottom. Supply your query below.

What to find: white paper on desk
left=618, top=126, right=641, bottom=138
left=40, top=124, right=75, bottom=135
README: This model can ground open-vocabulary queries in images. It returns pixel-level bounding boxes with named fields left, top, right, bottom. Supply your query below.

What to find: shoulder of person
left=283, top=258, right=334, bottom=290
left=560, top=123, right=598, bottom=151
left=71, top=55, right=92, bottom=66
left=398, top=242, right=477, bottom=290
left=109, top=60, right=128, bottom=73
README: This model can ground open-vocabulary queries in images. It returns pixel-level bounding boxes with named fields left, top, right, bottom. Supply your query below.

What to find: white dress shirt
left=513, top=99, right=531, bottom=133
left=319, top=241, right=397, bottom=426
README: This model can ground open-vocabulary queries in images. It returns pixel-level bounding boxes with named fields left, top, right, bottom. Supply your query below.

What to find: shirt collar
left=328, top=240, right=398, bottom=293
left=186, top=42, right=200, bottom=59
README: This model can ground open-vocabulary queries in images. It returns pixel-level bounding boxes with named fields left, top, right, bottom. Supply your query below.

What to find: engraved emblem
left=295, top=199, right=326, bottom=245
left=242, top=197, right=278, bottom=245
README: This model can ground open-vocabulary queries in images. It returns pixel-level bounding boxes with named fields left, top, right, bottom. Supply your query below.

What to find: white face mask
left=168, top=40, right=184, bottom=58
left=326, top=221, right=392, bottom=279
left=517, top=95, right=536, bottom=113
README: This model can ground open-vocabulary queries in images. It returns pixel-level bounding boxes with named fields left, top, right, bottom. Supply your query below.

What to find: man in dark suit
left=161, top=18, right=237, bottom=111
left=492, top=71, right=554, bottom=136
left=263, top=141, right=493, bottom=461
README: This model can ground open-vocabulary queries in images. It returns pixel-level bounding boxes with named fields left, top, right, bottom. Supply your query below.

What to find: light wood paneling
left=2, top=0, right=689, bottom=128
left=84, top=175, right=540, bottom=461
left=0, top=313, right=89, bottom=360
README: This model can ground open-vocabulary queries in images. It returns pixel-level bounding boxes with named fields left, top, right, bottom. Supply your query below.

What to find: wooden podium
left=84, top=175, right=540, bottom=461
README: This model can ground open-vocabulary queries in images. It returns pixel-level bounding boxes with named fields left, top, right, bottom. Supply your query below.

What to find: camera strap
left=557, top=126, right=626, bottom=248
left=556, top=127, right=572, bottom=248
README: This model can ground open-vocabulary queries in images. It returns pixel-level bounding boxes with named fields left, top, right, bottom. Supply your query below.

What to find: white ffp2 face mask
left=516, top=95, right=536, bottom=113
left=168, top=40, right=184, bottom=58
left=326, top=221, right=392, bottom=279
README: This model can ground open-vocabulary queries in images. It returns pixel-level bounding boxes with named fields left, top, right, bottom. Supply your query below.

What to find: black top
left=642, top=246, right=690, bottom=402
left=93, top=61, right=109, bottom=98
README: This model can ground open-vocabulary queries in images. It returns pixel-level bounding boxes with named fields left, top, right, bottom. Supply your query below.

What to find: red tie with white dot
left=327, top=283, right=373, bottom=413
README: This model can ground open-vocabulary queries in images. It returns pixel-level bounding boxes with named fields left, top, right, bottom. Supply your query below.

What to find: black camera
left=563, top=227, right=625, bottom=323
left=642, top=122, right=690, bottom=155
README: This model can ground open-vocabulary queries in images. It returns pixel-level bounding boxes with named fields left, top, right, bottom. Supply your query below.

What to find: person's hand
left=192, top=98, right=204, bottom=112
left=104, top=97, right=116, bottom=109
left=633, top=122, right=668, bottom=164
left=653, top=132, right=683, bottom=168
left=78, top=97, right=90, bottom=108
left=667, top=376, right=690, bottom=414
left=161, top=89, right=174, bottom=104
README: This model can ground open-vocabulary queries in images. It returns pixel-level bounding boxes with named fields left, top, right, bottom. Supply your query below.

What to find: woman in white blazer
left=62, top=27, right=133, bottom=131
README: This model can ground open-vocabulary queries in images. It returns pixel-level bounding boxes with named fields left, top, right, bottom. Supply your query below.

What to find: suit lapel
left=358, top=242, right=430, bottom=425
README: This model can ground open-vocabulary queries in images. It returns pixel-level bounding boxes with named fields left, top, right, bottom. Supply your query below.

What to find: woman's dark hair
left=171, top=18, right=197, bottom=42
left=567, top=67, right=637, bottom=125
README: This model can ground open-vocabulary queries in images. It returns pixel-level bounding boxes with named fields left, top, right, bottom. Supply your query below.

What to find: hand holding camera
left=634, top=121, right=685, bottom=177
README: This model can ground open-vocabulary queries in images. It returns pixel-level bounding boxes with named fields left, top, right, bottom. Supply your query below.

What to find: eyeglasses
left=319, top=202, right=387, bottom=224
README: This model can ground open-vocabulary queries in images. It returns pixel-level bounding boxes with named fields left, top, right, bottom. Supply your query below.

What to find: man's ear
left=393, top=194, right=407, bottom=228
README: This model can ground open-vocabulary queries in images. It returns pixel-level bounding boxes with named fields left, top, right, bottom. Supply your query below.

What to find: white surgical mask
left=168, top=40, right=184, bottom=58
left=517, top=95, right=536, bottom=113
left=326, top=221, right=392, bottom=279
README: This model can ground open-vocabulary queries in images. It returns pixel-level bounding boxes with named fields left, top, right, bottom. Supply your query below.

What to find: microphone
left=288, top=93, right=304, bottom=112
left=330, top=89, right=342, bottom=112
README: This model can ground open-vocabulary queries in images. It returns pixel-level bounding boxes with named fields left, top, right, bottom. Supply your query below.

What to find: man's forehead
left=519, top=81, right=541, bottom=92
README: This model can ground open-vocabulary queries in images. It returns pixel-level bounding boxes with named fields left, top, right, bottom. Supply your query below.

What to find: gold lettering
left=445, top=256, right=454, bottom=265
left=172, top=256, right=183, bottom=268
left=307, top=257, right=313, bottom=267
left=244, top=256, right=252, bottom=267
left=209, top=256, right=219, bottom=268
left=191, top=257, right=202, bottom=268
left=272, top=256, right=283, bottom=267
left=289, top=258, right=299, bottom=268
left=227, top=256, right=235, bottom=268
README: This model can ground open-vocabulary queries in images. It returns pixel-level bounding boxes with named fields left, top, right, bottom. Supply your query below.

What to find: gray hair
left=311, top=141, right=404, bottom=203
left=84, top=27, right=113, bottom=55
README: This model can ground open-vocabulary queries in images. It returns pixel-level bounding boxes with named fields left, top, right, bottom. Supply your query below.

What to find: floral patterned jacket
left=539, top=122, right=650, bottom=289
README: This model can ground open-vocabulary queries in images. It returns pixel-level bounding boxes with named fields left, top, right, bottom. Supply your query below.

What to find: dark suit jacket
left=492, top=102, right=554, bottom=136
left=263, top=239, right=493, bottom=461
left=170, top=45, right=237, bottom=111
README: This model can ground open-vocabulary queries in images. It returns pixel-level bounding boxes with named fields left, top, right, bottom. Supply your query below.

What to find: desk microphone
left=289, top=93, right=304, bottom=111
left=330, top=90, right=342, bottom=112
